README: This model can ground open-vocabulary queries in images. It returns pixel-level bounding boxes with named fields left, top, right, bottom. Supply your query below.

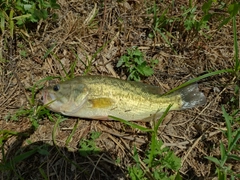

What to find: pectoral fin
left=61, top=93, right=89, bottom=115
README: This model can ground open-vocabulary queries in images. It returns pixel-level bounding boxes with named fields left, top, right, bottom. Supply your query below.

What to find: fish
left=40, top=75, right=206, bottom=121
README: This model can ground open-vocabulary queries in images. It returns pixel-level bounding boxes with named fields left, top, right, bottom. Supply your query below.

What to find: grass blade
left=205, top=156, right=221, bottom=167
left=149, top=104, right=172, bottom=167
left=228, top=154, right=240, bottom=161
left=229, top=130, right=240, bottom=152
left=164, top=69, right=234, bottom=95
left=233, top=16, right=239, bottom=72
left=43, top=44, right=56, bottom=60
left=65, top=120, right=79, bottom=146
left=222, top=106, right=232, bottom=151
left=39, top=167, right=48, bottom=180
left=154, top=104, right=172, bottom=132
left=220, top=142, right=226, bottom=166
left=0, top=11, right=5, bottom=33
left=9, top=9, right=14, bottom=39
left=110, top=116, right=153, bottom=132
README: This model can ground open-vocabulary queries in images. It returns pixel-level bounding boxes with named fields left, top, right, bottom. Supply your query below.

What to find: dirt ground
left=0, top=0, right=240, bottom=179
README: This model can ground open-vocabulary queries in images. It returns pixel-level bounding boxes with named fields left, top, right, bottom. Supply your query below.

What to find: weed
left=78, top=131, right=101, bottom=157
left=181, top=5, right=210, bottom=33
left=148, top=2, right=175, bottom=49
left=0, top=130, right=19, bottom=149
left=52, top=115, right=83, bottom=171
left=204, top=9, right=240, bottom=179
left=17, top=43, right=28, bottom=57
left=181, top=0, right=216, bottom=33
left=205, top=106, right=240, bottom=180
left=4, top=104, right=52, bottom=129
left=219, top=2, right=240, bottom=30
left=128, top=143, right=181, bottom=180
left=3, top=76, right=58, bottom=129
left=117, top=47, right=158, bottom=81
left=112, top=105, right=182, bottom=180
left=0, top=0, right=60, bottom=37
left=1, top=1, right=240, bottom=179
left=0, top=141, right=49, bottom=173
left=148, top=1, right=212, bottom=49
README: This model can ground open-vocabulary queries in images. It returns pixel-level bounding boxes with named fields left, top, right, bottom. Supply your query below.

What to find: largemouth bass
left=40, top=75, right=206, bottom=121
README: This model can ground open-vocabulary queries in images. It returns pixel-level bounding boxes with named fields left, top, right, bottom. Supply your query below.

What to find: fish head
left=40, top=80, right=89, bottom=115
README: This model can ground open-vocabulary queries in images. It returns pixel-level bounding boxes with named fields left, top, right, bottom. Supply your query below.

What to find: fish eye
left=53, top=85, right=60, bottom=91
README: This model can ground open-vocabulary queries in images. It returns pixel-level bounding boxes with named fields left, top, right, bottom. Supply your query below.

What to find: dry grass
left=0, top=0, right=240, bottom=179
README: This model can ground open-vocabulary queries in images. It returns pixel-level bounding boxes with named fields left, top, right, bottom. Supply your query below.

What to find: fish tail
left=177, top=84, right=206, bottom=109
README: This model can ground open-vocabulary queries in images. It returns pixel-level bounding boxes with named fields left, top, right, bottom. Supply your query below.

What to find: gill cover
left=44, top=82, right=89, bottom=115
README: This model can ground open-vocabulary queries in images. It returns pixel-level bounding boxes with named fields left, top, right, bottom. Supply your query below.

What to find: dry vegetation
left=0, top=0, right=240, bottom=179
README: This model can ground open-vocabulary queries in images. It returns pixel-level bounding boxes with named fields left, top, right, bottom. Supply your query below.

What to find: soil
left=0, top=0, right=240, bottom=179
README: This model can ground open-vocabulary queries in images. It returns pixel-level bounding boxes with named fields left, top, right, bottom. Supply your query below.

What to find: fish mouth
left=40, top=90, right=47, bottom=104
left=40, top=90, right=61, bottom=112
left=40, top=90, right=55, bottom=105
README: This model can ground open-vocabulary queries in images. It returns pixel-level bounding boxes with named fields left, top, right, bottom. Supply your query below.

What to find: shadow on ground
left=0, top=127, right=125, bottom=180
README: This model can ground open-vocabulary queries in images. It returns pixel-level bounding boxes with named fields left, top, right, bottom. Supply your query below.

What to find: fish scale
left=41, top=75, right=206, bottom=121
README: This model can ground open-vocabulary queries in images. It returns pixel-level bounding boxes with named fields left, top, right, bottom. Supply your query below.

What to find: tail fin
left=177, top=84, right=206, bottom=109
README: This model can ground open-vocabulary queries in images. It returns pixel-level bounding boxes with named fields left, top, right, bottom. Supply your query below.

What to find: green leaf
left=228, top=154, right=240, bottom=161
left=220, top=142, right=226, bottom=164
left=217, top=167, right=227, bottom=180
left=229, top=130, right=240, bottom=152
left=164, top=69, right=234, bottom=95
left=173, top=171, right=183, bottom=180
left=0, top=148, right=38, bottom=170
left=128, top=165, right=146, bottom=180
left=134, top=56, right=144, bottom=65
left=37, top=148, right=49, bottom=156
left=154, top=104, right=172, bottom=133
left=117, top=47, right=157, bottom=81
left=23, top=4, right=33, bottom=11
left=33, top=9, right=47, bottom=20
left=136, top=65, right=154, bottom=76
left=12, top=148, right=38, bottom=164
left=218, top=17, right=231, bottom=29
left=201, top=13, right=211, bottom=23
left=128, top=70, right=140, bottom=81
left=222, top=106, right=233, bottom=149
left=116, top=57, right=124, bottom=67
left=132, top=146, right=140, bottom=164
left=228, top=3, right=240, bottom=17
left=90, top=131, right=101, bottom=140
left=78, top=132, right=100, bottom=157
left=205, top=156, right=221, bottom=166
left=233, top=16, right=239, bottom=72
left=163, top=151, right=181, bottom=170
left=151, top=59, right=159, bottom=66
left=0, top=12, right=5, bottom=33
left=202, top=0, right=213, bottom=14
left=50, top=0, right=61, bottom=9
left=39, top=167, right=48, bottom=179
left=110, top=115, right=153, bottom=132
left=132, top=49, right=142, bottom=57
